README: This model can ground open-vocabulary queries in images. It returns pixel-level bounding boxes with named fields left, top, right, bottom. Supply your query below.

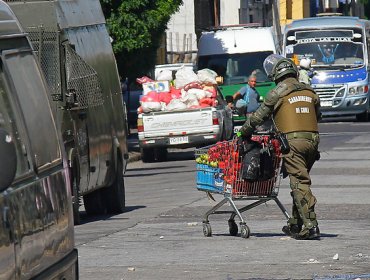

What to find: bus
left=197, top=24, right=280, bottom=132
left=283, top=16, right=370, bottom=121
left=6, top=0, right=129, bottom=223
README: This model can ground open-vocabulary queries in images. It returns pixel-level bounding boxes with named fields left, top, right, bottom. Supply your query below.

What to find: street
left=75, top=118, right=370, bottom=280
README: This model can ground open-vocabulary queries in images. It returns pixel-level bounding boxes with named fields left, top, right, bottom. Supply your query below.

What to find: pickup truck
left=137, top=92, right=233, bottom=162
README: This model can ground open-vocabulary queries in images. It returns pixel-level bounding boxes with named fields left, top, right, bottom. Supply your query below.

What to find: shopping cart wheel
left=203, top=222, right=212, bottom=237
left=228, top=219, right=238, bottom=236
left=240, top=223, right=250, bottom=239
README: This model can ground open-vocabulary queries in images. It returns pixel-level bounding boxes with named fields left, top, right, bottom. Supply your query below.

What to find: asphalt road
left=75, top=118, right=370, bottom=280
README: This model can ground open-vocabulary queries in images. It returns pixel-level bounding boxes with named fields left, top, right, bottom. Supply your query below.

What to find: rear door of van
left=0, top=49, right=76, bottom=279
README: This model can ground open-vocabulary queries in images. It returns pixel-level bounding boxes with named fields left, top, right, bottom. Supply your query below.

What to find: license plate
left=233, top=126, right=242, bottom=134
left=169, top=136, right=189, bottom=145
left=320, top=100, right=333, bottom=107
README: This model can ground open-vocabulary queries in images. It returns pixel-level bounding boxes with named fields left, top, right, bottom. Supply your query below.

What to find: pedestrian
left=237, top=54, right=321, bottom=240
left=232, top=74, right=261, bottom=116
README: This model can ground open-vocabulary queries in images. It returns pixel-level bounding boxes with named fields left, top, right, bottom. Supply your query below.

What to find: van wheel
left=356, top=110, right=369, bottom=122
left=104, top=158, right=125, bottom=214
left=83, top=190, right=106, bottom=215
left=141, top=148, right=155, bottom=162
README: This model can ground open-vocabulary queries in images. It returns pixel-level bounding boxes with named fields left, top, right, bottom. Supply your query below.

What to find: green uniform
left=240, top=77, right=321, bottom=237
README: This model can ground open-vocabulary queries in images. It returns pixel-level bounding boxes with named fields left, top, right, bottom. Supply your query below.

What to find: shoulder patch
left=274, top=82, right=289, bottom=97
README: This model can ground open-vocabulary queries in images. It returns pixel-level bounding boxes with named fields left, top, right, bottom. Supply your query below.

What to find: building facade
left=159, top=0, right=366, bottom=64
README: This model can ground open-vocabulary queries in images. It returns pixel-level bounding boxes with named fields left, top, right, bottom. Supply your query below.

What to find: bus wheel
left=83, top=189, right=106, bottom=215
left=356, top=110, right=369, bottom=122
left=104, top=158, right=125, bottom=214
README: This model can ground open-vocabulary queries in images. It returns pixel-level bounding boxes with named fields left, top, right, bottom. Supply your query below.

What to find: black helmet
left=263, top=54, right=298, bottom=82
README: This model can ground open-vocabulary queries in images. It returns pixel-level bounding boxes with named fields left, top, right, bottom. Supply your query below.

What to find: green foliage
left=100, top=0, right=183, bottom=81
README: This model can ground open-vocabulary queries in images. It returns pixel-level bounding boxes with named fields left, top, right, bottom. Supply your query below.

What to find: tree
left=100, top=0, right=183, bottom=82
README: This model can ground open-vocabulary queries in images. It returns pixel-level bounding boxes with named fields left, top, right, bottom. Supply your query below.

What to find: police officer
left=238, top=54, right=321, bottom=240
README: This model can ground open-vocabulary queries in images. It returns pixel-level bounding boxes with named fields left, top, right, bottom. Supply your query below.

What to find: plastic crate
left=196, top=164, right=224, bottom=193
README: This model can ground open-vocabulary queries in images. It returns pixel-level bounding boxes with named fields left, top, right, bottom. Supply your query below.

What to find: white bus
left=283, top=16, right=370, bottom=121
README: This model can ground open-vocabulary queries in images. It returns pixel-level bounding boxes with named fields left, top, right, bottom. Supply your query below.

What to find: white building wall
left=166, top=0, right=197, bottom=63
left=220, top=0, right=240, bottom=25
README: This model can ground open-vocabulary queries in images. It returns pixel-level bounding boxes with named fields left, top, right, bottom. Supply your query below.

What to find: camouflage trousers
left=282, top=133, right=320, bottom=228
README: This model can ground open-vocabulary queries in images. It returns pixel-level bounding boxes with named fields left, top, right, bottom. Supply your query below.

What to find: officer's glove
left=236, top=130, right=252, bottom=147
left=236, top=130, right=251, bottom=139
left=236, top=130, right=255, bottom=156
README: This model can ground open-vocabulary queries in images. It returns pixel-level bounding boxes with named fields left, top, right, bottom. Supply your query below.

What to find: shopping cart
left=195, top=133, right=290, bottom=238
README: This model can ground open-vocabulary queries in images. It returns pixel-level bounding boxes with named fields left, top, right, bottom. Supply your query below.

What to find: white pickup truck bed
left=137, top=106, right=233, bottom=162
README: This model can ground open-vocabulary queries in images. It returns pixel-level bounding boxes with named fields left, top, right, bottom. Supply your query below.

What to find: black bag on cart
left=259, top=145, right=275, bottom=180
left=240, top=140, right=261, bottom=181
left=239, top=139, right=275, bottom=181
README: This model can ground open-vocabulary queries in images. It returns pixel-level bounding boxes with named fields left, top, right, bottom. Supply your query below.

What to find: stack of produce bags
left=136, top=67, right=219, bottom=113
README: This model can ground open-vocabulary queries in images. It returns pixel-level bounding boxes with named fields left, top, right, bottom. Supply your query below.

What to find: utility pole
left=350, top=0, right=356, bottom=16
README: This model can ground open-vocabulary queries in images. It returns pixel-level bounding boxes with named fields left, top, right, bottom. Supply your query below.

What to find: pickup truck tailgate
left=142, top=108, right=215, bottom=137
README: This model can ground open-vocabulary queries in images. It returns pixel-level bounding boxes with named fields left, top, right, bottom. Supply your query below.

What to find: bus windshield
left=285, top=29, right=365, bottom=69
left=197, top=51, right=273, bottom=84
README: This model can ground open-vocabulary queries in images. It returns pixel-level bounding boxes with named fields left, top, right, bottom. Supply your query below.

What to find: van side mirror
left=0, top=128, right=17, bottom=191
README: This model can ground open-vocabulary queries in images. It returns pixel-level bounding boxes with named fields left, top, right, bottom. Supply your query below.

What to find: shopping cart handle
left=253, top=129, right=276, bottom=136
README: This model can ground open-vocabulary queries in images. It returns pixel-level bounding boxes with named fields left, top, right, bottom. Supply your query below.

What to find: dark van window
left=2, top=50, right=61, bottom=169
left=0, top=73, right=30, bottom=178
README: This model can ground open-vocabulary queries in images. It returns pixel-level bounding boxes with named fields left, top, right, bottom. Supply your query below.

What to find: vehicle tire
left=83, top=189, right=106, bottom=215
left=356, top=110, right=369, bottom=122
left=155, top=148, right=168, bottom=162
left=141, top=148, right=155, bottom=163
left=104, top=158, right=125, bottom=214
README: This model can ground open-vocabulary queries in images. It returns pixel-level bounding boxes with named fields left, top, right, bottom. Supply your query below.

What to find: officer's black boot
left=282, top=204, right=302, bottom=237
left=283, top=194, right=303, bottom=237
left=293, top=224, right=320, bottom=240
left=282, top=223, right=301, bottom=237
left=293, top=210, right=320, bottom=240
left=290, top=189, right=320, bottom=240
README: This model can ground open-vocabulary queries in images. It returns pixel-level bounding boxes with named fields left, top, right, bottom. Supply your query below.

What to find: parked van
left=197, top=24, right=280, bottom=131
left=6, top=0, right=129, bottom=223
left=0, top=1, right=77, bottom=279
